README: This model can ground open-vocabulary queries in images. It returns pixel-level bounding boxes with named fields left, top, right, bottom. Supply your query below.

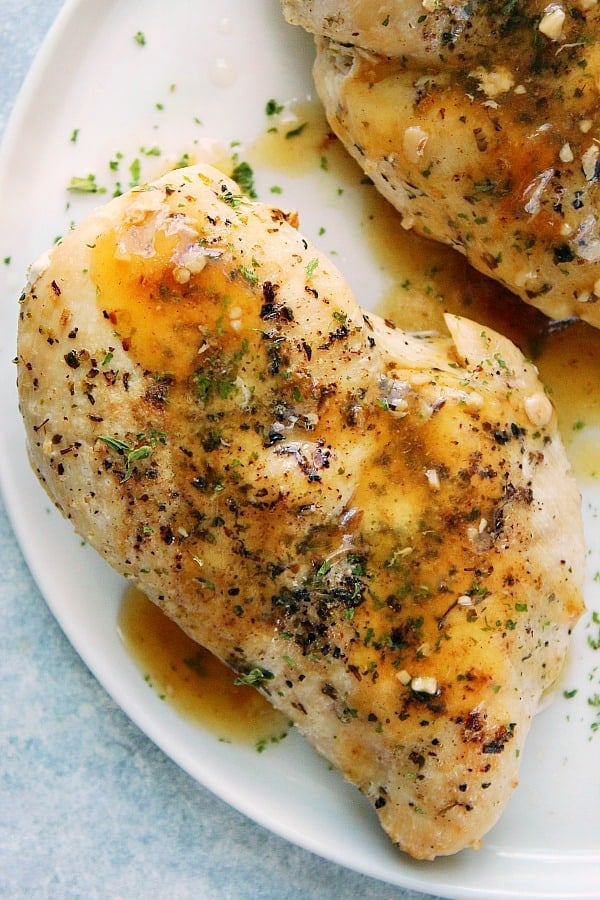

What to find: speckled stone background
left=0, top=3, right=441, bottom=898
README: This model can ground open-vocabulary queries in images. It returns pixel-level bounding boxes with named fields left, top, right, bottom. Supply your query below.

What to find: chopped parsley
left=67, top=174, right=106, bottom=194
left=265, top=98, right=284, bottom=116
left=129, top=158, right=141, bottom=186
left=231, top=160, right=257, bottom=198
left=98, top=429, right=166, bottom=482
left=285, top=122, right=307, bottom=139
left=305, top=257, right=319, bottom=280
left=234, top=667, right=274, bottom=687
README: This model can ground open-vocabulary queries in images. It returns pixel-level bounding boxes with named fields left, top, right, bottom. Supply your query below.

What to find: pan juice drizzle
left=119, top=587, right=289, bottom=748
left=120, top=97, right=599, bottom=741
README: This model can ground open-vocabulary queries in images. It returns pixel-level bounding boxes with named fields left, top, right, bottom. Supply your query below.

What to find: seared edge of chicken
left=17, top=164, right=585, bottom=858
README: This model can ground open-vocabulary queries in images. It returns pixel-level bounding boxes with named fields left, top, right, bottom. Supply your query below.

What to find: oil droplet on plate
left=218, top=16, right=234, bottom=35
left=209, top=56, right=237, bottom=88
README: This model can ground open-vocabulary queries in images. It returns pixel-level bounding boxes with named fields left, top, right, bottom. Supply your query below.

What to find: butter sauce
left=119, top=587, right=289, bottom=747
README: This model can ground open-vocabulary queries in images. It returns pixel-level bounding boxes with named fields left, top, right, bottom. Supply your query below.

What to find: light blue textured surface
left=0, top=4, right=438, bottom=898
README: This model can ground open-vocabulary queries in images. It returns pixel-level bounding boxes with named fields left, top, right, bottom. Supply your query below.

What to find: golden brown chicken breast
left=17, top=164, right=584, bottom=859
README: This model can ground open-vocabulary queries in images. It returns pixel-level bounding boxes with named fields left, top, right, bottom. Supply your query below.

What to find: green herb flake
left=97, top=430, right=165, bottom=482
left=588, top=610, right=600, bottom=650
left=316, top=560, right=331, bottom=578
left=220, top=189, right=246, bottom=209
left=175, top=152, right=191, bottom=169
left=234, top=667, right=275, bottom=687
left=67, top=174, right=106, bottom=194
left=285, top=122, right=307, bottom=139
left=265, top=98, right=284, bottom=116
left=134, top=31, right=146, bottom=46
left=231, top=160, right=257, bottom=198
left=129, top=158, right=141, bottom=186
left=70, top=128, right=79, bottom=144
left=184, top=653, right=206, bottom=677
left=238, top=264, right=259, bottom=285
left=305, top=257, right=319, bottom=280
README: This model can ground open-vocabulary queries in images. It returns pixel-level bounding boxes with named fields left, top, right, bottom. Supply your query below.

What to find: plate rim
left=1, top=2, right=599, bottom=897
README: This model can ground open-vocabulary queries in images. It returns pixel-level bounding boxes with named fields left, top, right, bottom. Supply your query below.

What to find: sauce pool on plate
left=119, top=587, right=289, bottom=749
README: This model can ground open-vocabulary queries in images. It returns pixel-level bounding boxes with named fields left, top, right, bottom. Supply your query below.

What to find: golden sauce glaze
left=119, top=98, right=599, bottom=744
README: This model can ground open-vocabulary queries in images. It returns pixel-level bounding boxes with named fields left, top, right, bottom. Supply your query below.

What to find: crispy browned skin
left=283, top=1, right=600, bottom=326
left=17, top=165, right=584, bottom=858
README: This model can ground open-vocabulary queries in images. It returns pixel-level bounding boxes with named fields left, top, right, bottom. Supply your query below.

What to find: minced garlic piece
left=539, top=4, right=566, bottom=40
left=396, top=669, right=412, bottom=685
left=559, top=142, right=574, bottom=163
left=403, top=125, right=430, bottom=164
left=582, top=143, right=600, bottom=181
left=229, top=305, right=243, bottom=332
left=425, top=468, right=441, bottom=491
left=411, top=676, right=438, bottom=695
left=524, top=392, right=553, bottom=427
left=173, top=266, right=191, bottom=284
left=469, top=65, right=515, bottom=98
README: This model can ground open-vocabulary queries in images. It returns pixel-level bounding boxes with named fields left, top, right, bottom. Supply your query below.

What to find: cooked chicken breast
left=283, top=2, right=600, bottom=327
left=17, top=164, right=584, bottom=859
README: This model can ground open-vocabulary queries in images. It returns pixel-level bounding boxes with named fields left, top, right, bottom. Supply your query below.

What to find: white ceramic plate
left=1, top=2, right=599, bottom=897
